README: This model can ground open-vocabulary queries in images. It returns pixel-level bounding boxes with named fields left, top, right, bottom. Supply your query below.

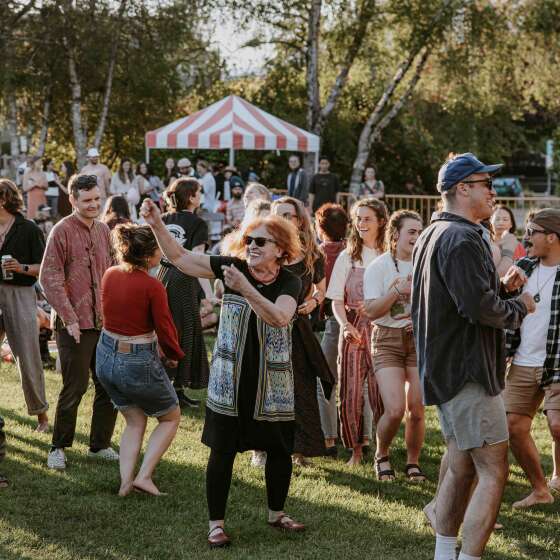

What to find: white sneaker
left=251, top=450, right=267, bottom=468
left=88, top=447, right=119, bottom=461
left=47, top=448, right=66, bottom=470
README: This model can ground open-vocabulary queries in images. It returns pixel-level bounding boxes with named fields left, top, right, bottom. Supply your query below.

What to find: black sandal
left=405, top=463, right=427, bottom=482
left=0, top=474, right=8, bottom=489
left=375, top=456, right=395, bottom=481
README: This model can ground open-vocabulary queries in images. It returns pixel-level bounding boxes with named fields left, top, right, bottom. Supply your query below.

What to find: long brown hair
left=347, top=198, right=388, bottom=263
left=164, top=177, right=200, bottom=211
left=385, top=209, right=422, bottom=271
left=272, top=196, right=321, bottom=276
left=111, top=223, right=159, bottom=270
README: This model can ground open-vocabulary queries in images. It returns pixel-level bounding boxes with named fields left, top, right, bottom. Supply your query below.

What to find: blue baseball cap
left=437, top=153, right=503, bottom=192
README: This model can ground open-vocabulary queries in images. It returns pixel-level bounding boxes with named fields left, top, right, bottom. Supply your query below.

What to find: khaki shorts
left=437, top=382, right=509, bottom=451
left=504, top=363, right=560, bottom=418
left=372, top=325, right=417, bottom=372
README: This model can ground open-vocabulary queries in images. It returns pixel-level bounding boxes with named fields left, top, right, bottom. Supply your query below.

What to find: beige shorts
left=504, top=363, right=560, bottom=418
left=372, top=325, right=417, bottom=372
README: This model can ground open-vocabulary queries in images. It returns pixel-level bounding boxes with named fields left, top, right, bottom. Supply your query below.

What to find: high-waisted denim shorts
left=96, top=332, right=178, bottom=417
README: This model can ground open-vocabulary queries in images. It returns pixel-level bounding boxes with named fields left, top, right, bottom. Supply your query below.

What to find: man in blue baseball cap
left=412, top=153, right=536, bottom=560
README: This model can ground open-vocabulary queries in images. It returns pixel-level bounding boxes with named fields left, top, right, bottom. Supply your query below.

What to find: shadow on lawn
left=1, top=408, right=558, bottom=560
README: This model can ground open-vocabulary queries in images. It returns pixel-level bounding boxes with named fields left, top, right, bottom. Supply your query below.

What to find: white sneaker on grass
left=47, top=448, right=66, bottom=470
left=251, top=450, right=267, bottom=468
left=88, top=447, right=119, bottom=461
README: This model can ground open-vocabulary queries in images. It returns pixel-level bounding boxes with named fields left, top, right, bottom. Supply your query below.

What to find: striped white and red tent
left=145, top=95, right=320, bottom=166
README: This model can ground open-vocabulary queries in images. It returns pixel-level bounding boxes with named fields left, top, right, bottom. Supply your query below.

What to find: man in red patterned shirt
left=40, top=174, right=118, bottom=470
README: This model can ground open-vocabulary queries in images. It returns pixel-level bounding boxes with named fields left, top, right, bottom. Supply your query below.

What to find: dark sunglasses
left=461, top=178, right=494, bottom=190
left=243, top=235, right=277, bottom=247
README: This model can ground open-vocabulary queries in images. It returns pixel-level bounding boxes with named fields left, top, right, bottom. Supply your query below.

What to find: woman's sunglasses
left=243, top=235, right=277, bottom=247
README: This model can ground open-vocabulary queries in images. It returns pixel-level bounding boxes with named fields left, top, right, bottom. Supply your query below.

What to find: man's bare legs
left=547, top=411, right=560, bottom=491
left=459, top=441, right=509, bottom=557
left=424, top=450, right=448, bottom=530
left=508, top=412, right=554, bottom=507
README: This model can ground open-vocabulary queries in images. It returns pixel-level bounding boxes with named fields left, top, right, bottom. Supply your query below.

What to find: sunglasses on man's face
left=243, top=235, right=277, bottom=247
left=461, top=178, right=494, bottom=190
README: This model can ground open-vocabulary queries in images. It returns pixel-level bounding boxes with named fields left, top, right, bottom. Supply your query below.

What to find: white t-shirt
left=45, top=171, right=58, bottom=197
left=326, top=247, right=380, bottom=301
left=514, top=264, right=557, bottom=367
left=200, top=173, right=217, bottom=211
left=363, top=252, right=413, bottom=328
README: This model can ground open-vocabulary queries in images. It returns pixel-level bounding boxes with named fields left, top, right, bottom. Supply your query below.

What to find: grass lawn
left=1, top=358, right=559, bottom=560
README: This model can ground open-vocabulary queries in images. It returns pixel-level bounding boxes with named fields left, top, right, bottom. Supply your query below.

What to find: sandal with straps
left=375, top=456, right=395, bottom=481
left=207, top=526, right=231, bottom=548
left=405, top=463, right=427, bottom=482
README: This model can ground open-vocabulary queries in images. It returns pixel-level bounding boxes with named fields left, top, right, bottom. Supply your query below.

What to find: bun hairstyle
left=111, top=223, right=159, bottom=270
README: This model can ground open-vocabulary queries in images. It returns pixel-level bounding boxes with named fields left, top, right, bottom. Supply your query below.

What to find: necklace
left=534, top=264, right=557, bottom=303
left=0, top=215, right=15, bottom=248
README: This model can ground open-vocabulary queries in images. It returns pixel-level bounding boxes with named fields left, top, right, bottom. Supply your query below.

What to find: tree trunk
left=349, top=0, right=458, bottom=191
left=7, top=93, right=20, bottom=160
left=93, top=0, right=127, bottom=150
left=36, top=85, right=52, bottom=157
left=67, top=46, right=88, bottom=168
left=305, top=0, right=322, bottom=134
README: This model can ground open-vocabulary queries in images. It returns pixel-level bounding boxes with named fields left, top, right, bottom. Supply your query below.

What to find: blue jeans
left=96, top=332, right=178, bottom=417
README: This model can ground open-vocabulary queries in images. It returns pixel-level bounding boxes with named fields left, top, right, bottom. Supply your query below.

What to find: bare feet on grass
left=36, top=412, right=49, bottom=433
left=132, top=478, right=167, bottom=496
left=512, top=489, right=554, bottom=509
left=346, top=451, right=363, bottom=467
left=118, top=481, right=134, bottom=497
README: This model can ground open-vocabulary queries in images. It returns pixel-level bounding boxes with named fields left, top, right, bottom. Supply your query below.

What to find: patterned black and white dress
left=157, top=210, right=209, bottom=390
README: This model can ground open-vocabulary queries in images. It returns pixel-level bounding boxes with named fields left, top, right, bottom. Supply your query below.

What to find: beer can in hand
left=1, top=255, right=14, bottom=280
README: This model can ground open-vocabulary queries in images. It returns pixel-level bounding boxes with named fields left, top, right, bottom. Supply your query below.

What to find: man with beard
left=412, top=153, right=535, bottom=560
left=226, top=183, right=245, bottom=227
left=40, top=174, right=118, bottom=470
left=504, top=208, right=560, bottom=508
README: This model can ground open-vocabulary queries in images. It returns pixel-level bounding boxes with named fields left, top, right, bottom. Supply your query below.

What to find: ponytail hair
left=111, top=223, right=159, bottom=270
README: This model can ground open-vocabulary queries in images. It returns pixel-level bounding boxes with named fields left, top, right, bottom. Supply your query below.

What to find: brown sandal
left=268, top=514, right=306, bottom=532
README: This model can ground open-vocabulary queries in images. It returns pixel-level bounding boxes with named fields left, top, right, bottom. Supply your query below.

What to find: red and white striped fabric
left=145, top=95, right=320, bottom=153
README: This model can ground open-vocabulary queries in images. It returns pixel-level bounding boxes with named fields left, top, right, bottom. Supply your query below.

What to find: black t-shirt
left=309, top=172, right=340, bottom=212
left=0, top=213, right=45, bottom=286
left=161, top=210, right=208, bottom=257
left=203, top=256, right=301, bottom=453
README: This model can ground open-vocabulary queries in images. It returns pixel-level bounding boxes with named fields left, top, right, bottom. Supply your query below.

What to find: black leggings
left=206, top=448, right=293, bottom=520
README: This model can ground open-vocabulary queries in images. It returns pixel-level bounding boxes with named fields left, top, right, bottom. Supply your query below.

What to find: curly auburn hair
left=0, top=178, right=24, bottom=214
left=111, top=223, right=159, bottom=270
left=272, top=196, right=322, bottom=276
left=314, top=203, right=349, bottom=242
left=225, top=215, right=301, bottom=265
left=385, top=210, right=422, bottom=271
left=347, top=197, right=388, bottom=263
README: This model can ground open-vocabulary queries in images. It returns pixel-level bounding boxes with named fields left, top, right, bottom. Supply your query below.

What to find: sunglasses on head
left=525, top=225, right=552, bottom=237
left=243, top=235, right=277, bottom=247
left=75, top=174, right=98, bottom=188
left=461, top=178, right=494, bottom=190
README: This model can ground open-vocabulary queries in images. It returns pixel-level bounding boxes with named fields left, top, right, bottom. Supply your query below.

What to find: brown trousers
left=0, top=283, right=48, bottom=415
left=52, top=328, right=117, bottom=450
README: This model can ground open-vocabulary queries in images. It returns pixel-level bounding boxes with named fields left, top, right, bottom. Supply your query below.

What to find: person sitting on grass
left=96, top=223, right=184, bottom=497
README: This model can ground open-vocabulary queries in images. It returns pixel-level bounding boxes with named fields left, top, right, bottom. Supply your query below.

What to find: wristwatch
left=23, top=265, right=29, bottom=273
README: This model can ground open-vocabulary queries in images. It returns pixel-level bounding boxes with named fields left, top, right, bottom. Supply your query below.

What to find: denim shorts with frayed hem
left=437, top=382, right=509, bottom=451
left=96, top=332, right=179, bottom=417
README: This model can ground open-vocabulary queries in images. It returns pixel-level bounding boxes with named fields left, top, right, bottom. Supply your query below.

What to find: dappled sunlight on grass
left=1, top=362, right=559, bottom=559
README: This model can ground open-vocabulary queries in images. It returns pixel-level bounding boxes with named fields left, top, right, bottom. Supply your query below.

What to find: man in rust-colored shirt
left=40, top=174, right=118, bottom=470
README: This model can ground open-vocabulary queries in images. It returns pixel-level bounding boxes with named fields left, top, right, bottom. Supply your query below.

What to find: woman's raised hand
left=140, top=198, right=162, bottom=227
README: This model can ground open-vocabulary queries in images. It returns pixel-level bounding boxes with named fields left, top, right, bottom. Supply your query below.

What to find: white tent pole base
left=229, top=148, right=235, bottom=167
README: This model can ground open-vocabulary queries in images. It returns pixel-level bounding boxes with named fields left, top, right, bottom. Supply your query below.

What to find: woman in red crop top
left=96, top=223, right=184, bottom=497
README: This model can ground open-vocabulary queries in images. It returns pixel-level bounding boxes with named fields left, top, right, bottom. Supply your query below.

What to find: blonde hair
left=225, top=215, right=301, bottom=264
left=385, top=210, right=422, bottom=271
left=347, top=197, right=388, bottom=263
left=243, top=183, right=271, bottom=204
left=272, top=196, right=321, bottom=276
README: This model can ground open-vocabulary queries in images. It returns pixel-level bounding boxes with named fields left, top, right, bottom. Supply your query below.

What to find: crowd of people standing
left=0, top=149, right=559, bottom=560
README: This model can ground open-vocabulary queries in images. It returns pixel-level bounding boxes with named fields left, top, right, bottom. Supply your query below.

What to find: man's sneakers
left=176, top=389, right=200, bottom=409
left=88, top=447, right=119, bottom=461
left=47, top=448, right=66, bottom=470
left=47, top=447, right=119, bottom=469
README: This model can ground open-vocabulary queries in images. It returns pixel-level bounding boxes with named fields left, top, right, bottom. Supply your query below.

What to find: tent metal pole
left=314, top=151, right=319, bottom=173
left=146, top=146, right=150, bottom=164
left=229, top=148, right=235, bottom=167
